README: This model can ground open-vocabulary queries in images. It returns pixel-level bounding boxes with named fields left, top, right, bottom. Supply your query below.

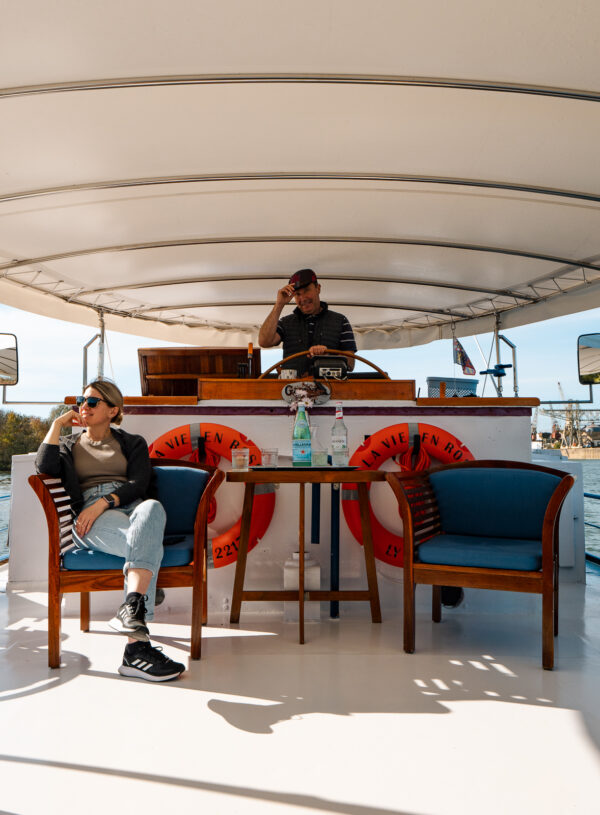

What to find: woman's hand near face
left=42, top=409, right=85, bottom=445
left=75, top=499, right=108, bottom=538
left=57, top=409, right=84, bottom=429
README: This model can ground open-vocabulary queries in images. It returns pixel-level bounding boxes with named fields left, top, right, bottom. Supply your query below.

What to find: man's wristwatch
left=103, top=494, right=116, bottom=509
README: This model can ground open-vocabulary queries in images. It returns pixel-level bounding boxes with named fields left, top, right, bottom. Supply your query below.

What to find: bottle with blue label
left=292, top=404, right=311, bottom=466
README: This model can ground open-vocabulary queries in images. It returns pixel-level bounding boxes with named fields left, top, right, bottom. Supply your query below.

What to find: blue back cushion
left=153, top=466, right=210, bottom=535
left=429, top=468, right=561, bottom=540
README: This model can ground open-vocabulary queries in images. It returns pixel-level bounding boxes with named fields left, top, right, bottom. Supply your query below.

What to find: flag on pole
left=453, top=338, right=476, bottom=375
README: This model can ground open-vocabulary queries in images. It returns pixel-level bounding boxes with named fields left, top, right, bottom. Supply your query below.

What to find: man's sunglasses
left=76, top=396, right=111, bottom=408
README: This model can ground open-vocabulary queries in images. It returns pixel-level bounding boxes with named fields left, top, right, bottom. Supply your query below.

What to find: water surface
left=581, top=459, right=600, bottom=555
left=0, top=471, right=10, bottom=560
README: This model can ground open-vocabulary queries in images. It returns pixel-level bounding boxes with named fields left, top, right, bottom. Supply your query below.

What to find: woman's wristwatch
left=103, top=494, right=116, bottom=509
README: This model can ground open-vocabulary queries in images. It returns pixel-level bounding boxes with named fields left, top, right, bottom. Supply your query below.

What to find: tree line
left=0, top=406, right=70, bottom=470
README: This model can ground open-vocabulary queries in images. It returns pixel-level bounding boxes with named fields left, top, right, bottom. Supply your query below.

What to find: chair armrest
left=541, top=473, right=576, bottom=570
left=191, top=468, right=226, bottom=558
left=28, top=473, right=74, bottom=568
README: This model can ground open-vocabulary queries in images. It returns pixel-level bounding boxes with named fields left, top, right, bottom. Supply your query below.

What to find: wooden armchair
left=29, top=459, right=224, bottom=668
left=386, top=460, right=575, bottom=669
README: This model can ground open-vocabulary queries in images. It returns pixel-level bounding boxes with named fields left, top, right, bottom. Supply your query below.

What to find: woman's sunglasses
left=76, top=396, right=111, bottom=408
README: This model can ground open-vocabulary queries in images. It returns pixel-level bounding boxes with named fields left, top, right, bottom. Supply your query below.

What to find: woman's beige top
left=72, top=431, right=128, bottom=491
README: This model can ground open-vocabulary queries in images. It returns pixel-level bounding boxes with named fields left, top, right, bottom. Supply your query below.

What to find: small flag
left=453, top=338, right=476, bottom=375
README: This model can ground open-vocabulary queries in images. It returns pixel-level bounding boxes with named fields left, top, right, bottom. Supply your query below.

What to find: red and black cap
left=289, top=268, right=317, bottom=290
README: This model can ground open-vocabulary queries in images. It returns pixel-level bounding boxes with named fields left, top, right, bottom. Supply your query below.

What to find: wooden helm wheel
left=258, top=348, right=390, bottom=380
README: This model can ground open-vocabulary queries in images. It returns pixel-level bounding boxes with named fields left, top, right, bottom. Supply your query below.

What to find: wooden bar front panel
left=197, top=379, right=416, bottom=401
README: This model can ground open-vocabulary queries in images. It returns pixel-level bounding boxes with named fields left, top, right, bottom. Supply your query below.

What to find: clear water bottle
left=292, top=404, right=311, bottom=466
left=331, top=402, right=349, bottom=466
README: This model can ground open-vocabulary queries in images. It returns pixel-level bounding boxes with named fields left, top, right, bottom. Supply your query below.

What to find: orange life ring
left=341, top=423, right=474, bottom=567
left=149, top=423, right=275, bottom=568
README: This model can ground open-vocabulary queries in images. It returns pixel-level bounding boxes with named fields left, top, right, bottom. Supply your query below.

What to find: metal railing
left=584, top=492, right=600, bottom=565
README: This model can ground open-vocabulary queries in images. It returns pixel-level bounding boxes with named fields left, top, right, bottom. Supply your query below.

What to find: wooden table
left=226, top=467, right=385, bottom=643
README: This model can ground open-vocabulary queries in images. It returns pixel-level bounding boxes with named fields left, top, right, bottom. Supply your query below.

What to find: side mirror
left=578, top=333, right=600, bottom=385
left=0, top=333, right=18, bottom=386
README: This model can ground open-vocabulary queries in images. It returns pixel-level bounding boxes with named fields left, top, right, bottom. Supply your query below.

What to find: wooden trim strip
left=417, top=397, right=540, bottom=406
left=121, top=404, right=536, bottom=417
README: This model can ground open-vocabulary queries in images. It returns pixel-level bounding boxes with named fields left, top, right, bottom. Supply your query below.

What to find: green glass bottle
left=292, top=404, right=311, bottom=466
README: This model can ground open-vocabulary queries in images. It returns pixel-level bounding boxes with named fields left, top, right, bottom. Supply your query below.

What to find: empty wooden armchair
left=386, top=460, right=575, bottom=669
left=29, top=460, right=224, bottom=668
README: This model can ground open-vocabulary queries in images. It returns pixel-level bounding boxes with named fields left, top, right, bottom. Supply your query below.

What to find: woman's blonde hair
left=85, top=379, right=124, bottom=425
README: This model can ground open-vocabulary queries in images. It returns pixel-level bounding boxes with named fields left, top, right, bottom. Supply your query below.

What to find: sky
left=1, top=302, right=599, bottom=432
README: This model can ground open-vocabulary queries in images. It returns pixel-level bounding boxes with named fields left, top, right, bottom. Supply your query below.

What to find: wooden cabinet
left=138, top=347, right=261, bottom=396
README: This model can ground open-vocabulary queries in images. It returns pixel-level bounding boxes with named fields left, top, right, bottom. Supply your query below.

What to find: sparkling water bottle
left=292, top=404, right=311, bottom=466
left=331, top=402, right=349, bottom=466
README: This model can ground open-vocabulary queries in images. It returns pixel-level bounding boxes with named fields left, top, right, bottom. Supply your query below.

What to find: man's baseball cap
left=289, top=268, right=317, bottom=290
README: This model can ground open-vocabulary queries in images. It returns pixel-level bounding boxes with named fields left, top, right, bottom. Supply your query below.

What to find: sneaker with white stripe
left=108, top=592, right=150, bottom=641
left=118, top=642, right=185, bottom=682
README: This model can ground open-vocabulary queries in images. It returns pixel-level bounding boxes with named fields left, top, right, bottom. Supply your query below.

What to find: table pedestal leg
left=357, top=482, right=382, bottom=623
left=298, top=482, right=305, bottom=644
left=230, top=483, right=254, bottom=624
left=330, top=483, right=340, bottom=618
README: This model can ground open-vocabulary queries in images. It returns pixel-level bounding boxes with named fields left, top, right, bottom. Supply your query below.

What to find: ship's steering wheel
left=258, top=348, right=390, bottom=380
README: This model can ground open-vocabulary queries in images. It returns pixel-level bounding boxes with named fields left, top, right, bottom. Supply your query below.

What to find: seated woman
left=36, top=379, right=185, bottom=682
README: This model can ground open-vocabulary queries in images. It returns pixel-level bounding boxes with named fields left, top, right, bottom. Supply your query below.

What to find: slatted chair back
left=29, top=473, right=75, bottom=568
left=387, top=472, right=442, bottom=548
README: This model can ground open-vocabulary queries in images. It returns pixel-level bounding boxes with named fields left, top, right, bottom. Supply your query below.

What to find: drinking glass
left=231, top=448, right=249, bottom=471
left=310, top=426, right=328, bottom=466
left=261, top=448, right=279, bottom=467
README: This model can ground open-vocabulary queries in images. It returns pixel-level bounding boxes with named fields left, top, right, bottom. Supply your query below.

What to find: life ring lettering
left=341, top=423, right=474, bottom=567
left=149, top=423, right=275, bottom=568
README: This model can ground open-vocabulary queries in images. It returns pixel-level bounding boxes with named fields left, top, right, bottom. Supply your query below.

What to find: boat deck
left=1, top=564, right=599, bottom=814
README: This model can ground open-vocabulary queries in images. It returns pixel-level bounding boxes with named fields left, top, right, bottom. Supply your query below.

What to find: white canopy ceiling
left=1, top=1, right=599, bottom=349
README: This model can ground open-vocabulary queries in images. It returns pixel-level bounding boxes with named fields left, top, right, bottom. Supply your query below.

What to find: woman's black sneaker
left=118, top=642, right=185, bottom=682
left=108, top=592, right=150, bottom=641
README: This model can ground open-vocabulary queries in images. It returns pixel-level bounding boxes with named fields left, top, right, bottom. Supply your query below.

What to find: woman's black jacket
left=35, top=427, right=153, bottom=514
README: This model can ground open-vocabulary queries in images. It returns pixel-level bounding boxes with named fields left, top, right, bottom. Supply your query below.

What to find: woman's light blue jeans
left=73, top=481, right=167, bottom=620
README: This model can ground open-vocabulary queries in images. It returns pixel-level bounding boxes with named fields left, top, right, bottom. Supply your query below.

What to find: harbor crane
left=537, top=381, right=600, bottom=447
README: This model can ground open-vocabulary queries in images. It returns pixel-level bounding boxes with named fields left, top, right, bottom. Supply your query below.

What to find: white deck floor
left=1, top=566, right=600, bottom=815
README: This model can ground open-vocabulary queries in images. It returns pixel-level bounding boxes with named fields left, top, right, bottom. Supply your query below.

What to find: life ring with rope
left=341, top=423, right=474, bottom=567
left=148, top=423, right=275, bottom=568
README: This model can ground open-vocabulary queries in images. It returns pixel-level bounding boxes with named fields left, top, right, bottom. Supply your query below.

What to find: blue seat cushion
left=429, top=468, right=561, bottom=540
left=61, top=534, right=195, bottom=570
left=153, top=466, right=210, bottom=535
left=416, top=534, right=542, bottom=571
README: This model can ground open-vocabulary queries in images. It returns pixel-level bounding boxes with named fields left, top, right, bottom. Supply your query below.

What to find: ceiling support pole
left=97, top=311, right=105, bottom=380
left=494, top=317, right=503, bottom=397
left=82, top=310, right=105, bottom=388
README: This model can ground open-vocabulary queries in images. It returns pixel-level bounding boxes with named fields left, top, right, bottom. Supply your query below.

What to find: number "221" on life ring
left=341, top=423, right=474, bottom=567
left=149, top=422, right=275, bottom=568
